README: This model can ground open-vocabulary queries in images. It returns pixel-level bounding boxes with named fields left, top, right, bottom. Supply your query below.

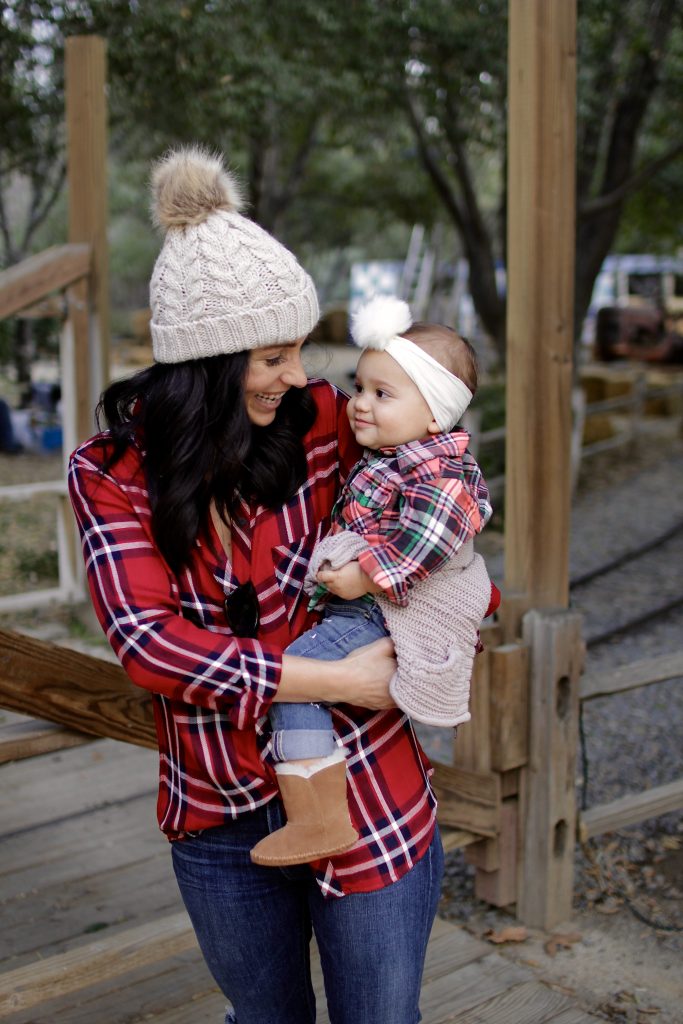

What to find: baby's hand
left=316, top=561, right=370, bottom=600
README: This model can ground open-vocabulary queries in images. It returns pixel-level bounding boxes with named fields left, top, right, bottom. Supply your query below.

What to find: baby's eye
left=353, top=382, right=363, bottom=394
left=375, top=388, right=387, bottom=399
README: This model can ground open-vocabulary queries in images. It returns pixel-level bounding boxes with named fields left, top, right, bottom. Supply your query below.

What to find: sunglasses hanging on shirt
left=223, top=580, right=260, bottom=638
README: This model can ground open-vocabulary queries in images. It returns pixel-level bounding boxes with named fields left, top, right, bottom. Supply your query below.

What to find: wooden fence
left=0, top=244, right=94, bottom=611
left=577, top=651, right=683, bottom=841
left=469, top=371, right=683, bottom=500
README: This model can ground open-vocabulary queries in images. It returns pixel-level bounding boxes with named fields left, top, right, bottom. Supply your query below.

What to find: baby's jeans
left=269, top=598, right=388, bottom=761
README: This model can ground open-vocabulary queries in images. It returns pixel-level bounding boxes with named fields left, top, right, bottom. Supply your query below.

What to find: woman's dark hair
left=97, top=353, right=317, bottom=574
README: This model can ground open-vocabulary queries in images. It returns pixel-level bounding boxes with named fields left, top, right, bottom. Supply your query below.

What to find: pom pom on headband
left=351, top=295, right=413, bottom=349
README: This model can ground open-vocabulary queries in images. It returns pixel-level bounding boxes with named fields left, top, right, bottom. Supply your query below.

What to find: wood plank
left=453, top=644, right=492, bottom=772
left=0, top=951, right=219, bottom=1024
left=547, top=1010, right=603, bottom=1024
left=0, top=738, right=157, bottom=835
left=454, top=978, right=578, bottom=1024
left=432, top=762, right=501, bottom=838
left=490, top=644, right=529, bottom=771
left=1, top=849, right=178, bottom=964
left=420, top=953, right=531, bottom=1023
left=0, top=480, right=67, bottom=500
left=472, top=797, right=518, bottom=907
left=440, top=826, right=480, bottom=852
left=0, top=912, right=196, bottom=1016
left=580, top=651, right=683, bottom=701
left=0, top=718, right=92, bottom=764
left=518, top=609, right=583, bottom=929
left=578, top=777, right=683, bottom=841
left=66, top=35, right=110, bottom=433
left=0, top=245, right=91, bottom=319
left=0, top=793, right=162, bottom=896
left=0, top=629, right=156, bottom=749
left=504, top=0, right=577, bottom=610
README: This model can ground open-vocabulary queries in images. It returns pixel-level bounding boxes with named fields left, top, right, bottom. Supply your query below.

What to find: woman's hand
left=277, top=636, right=397, bottom=710
left=337, top=637, right=397, bottom=710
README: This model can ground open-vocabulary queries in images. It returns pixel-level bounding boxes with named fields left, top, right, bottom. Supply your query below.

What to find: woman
left=68, top=147, right=443, bottom=1024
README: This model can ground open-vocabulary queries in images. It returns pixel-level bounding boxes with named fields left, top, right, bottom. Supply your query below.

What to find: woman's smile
left=244, top=339, right=308, bottom=425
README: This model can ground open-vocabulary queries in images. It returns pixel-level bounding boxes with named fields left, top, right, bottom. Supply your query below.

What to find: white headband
left=351, top=296, right=473, bottom=432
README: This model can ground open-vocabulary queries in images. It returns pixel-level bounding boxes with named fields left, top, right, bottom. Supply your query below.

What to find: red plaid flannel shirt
left=68, top=380, right=438, bottom=898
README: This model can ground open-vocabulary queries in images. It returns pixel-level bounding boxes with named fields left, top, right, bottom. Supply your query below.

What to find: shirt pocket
left=272, top=519, right=326, bottom=625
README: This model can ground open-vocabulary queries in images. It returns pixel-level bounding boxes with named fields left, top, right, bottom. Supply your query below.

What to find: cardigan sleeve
left=68, top=444, right=282, bottom=729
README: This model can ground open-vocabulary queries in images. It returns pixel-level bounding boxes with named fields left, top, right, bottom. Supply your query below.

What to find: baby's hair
left=402, top=322, right=479, bottom=394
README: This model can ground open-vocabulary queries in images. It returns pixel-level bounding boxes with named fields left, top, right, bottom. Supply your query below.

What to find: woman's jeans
left=269, top=598, right=388, bottom=761
left=172, top=802, right=444, bottom=1024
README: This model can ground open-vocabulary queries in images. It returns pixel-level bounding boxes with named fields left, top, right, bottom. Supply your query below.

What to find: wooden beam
left=0, top=244, right=91, bottom=319
left=0, top=629, right=156, bottom=748
left=432, top=762, right=501, bottom=838
left=0, top=718, right=92, bottom=764
left=578, top=778, right=683, bottom=842
left=0, top=911, right=196, bottom=1016
left=580, top=652, right=683, bottom=701
left=65, top=34, right=110, bottom=439
left=490, top=644, right=529, bottom=771
left=504, top=0, right=577, bottom=609
left=517, top=608, right=583, bottom=929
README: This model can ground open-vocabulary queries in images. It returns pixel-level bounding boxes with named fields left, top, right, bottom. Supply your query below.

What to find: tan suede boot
left=250, top=761, right=359, bottom=866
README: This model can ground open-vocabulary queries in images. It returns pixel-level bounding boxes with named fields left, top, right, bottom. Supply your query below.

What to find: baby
left=251, top=295, right=498, bottom=867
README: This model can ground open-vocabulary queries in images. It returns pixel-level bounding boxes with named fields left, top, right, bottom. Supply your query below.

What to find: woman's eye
left=265, top=355, right=285, bottom=367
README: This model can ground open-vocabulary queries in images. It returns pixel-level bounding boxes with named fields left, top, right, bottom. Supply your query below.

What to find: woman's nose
left=282, top=354, right=308, bottom=388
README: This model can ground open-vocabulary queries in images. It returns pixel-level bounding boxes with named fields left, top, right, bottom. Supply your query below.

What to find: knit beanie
left=149, top=146, right=319, bottom=362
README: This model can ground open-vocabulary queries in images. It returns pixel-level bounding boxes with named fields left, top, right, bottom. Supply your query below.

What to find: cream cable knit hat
left=149, top=146, right=319, bottom=362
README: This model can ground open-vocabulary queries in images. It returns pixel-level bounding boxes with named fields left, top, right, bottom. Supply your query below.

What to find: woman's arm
left=69, top=443, right=396, bottom=723
left=277, top=636, right=396, bottom=710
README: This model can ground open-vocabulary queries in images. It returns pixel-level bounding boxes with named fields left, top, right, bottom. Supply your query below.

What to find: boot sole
left=250, top=836, right=358, bottom=867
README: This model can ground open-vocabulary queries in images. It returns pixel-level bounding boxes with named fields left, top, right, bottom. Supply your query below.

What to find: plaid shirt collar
left=373, top=430, right=470, bottom=474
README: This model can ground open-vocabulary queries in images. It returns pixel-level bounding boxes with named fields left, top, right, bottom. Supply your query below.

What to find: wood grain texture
left=0, top=629, right=156, bottom=749
left=0, top=245, right=91, bottom=318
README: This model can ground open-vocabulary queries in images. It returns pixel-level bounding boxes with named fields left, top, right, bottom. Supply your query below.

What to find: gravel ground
left=2, top=413, right=682, bottom=1022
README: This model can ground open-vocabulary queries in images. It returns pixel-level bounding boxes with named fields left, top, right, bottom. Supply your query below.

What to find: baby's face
left=347, top=349, right=437, bottom=450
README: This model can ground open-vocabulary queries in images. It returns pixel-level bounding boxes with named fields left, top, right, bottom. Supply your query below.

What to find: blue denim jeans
left=171, top=802, right=444, bottom=1024
left=269, top=599, right=388, bottom=761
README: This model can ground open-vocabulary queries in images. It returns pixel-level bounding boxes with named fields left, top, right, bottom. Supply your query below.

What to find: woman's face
left=244, top=338, right=309, bottom=426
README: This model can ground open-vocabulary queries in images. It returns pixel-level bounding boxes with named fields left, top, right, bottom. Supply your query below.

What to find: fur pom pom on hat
left=151, top=146, right=244, bottom=229
left=351, top=295, right=413, bottom=350
left=149, top=146, right=319, bottom=363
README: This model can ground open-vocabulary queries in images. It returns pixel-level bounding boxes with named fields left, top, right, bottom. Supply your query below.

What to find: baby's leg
left=251, top=600, right=386, bottom=867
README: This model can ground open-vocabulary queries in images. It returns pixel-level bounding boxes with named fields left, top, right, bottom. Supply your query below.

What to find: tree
left=372, top=0, right=683, bottom=362
left=0, top=1, right=89, bottom=381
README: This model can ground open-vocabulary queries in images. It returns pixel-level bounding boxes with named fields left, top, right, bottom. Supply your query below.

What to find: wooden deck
left=0, top=718, right=601, bottom=1024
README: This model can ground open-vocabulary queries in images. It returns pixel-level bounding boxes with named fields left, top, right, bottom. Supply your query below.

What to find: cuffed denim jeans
left=269, top=598, right=388, bottom=762
left=171, top=802, right=444, bottom=1024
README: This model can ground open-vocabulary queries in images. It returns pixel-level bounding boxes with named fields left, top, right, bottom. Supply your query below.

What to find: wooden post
left=504, top=1, right=578, bottom=928
left=518, top=608, right=582, bottom=929
left=65, top=35, right=109, bottom=443
left=504, top=0, right=577, bottom=616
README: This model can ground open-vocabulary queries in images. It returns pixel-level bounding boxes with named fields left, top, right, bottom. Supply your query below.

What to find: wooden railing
left=0, top=244, right=94, bottom=611
left=468, top=374, right=683, bottom=499
left=577, top=651, right=683, bottom=841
